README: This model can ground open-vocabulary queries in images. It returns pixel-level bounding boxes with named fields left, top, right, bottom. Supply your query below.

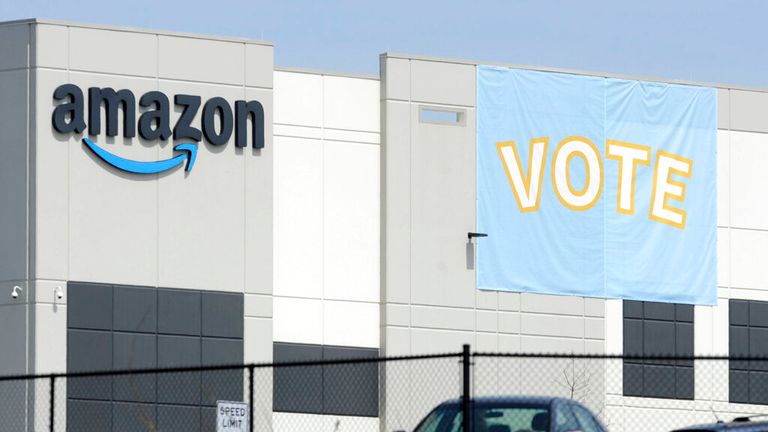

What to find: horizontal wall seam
left=0, top=66, right=30, bottom=73
left=273, top=133, right=379, bottom=145
left=409, top=99, right=475, bottom=109
left=274, top=123, right=380, bottom=135
left=45, top=67, right=274, bottom=89
left=271, top=295, right=379, bottom=305
left=321, top=138, right=380, bottom=146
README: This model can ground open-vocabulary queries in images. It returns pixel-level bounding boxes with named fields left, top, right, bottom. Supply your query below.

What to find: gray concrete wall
left=0, top=20, right=33, bottom=432
left=380, top=54, right=608, bottom=432
left=31, top=21, right=273, bottom=296
left=29, top=20, right=274, bottom=368
left=380, top=55, right=606, bottom=358
left=0, top=20, right=276, bottom=431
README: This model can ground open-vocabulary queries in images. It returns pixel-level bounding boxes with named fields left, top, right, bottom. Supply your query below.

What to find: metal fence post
left=248, top=365, right=255, bottom=432
left=462, top=344, right=471, bottom=432
left=49, top=375, right=55, bottom=432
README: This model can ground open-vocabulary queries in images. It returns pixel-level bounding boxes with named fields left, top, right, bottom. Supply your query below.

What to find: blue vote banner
left=476, top=66, right=717, bottom=305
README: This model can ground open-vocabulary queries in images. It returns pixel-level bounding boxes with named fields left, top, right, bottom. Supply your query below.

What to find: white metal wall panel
left=274, top=71, right=322, bottom=127
left=323, top=76, right=380, bottom=132
left=323, top=300, right=379, bottom=348
left=323, top=141, right=379, bottom=303
left=273, top=71, right=381, bottom=348
left=730, top=131, right=768, bottom=229
left=730, top=229, right=768, bottom=290
left=273, top=136, right=324, bottom=299
left=717, top=130, right=730, bottom=227
left=273, top=296, right=323, bottom=345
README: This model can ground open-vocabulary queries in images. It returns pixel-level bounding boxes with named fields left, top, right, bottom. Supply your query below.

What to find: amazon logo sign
left=51, top=84, right=265, bottom=174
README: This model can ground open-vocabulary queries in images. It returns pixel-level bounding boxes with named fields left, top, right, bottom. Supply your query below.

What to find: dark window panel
left=323, top=346, right=379, bottom=417
left=113, top=371, right=157, bottom=404
left=730, top=370, right=750, bottom=404
left=201, top=369, right=244, bottom=407
left=644, top=321, right=675, bottom=359
left=644, top=302, right=675, bottom=321
left=112, top=402, right=157, bottom=432
left=113, top=333, right=157, bottom=369
left=623, top=300, right=643, bottom=319
left=202, top=338, right=243, bottom=366
left=68, top=282, right=113, bottom=330
left=272, top=343, right=381, bottom=417
left=112, top=333, right=157, bottom=403
left=158, top=335, right=202, bottom=368
left=729, top=299, right=768, bottom=405
left=68, top=330, right=114, bottom=373
left=749, top=327, right=768, bottom=357
left=113, top=285, right=157, bottom=333
left=623, top=301, right=694, bottom=400
left=157, top=335, right=203, bottom=405
left=623, top=319, right=643, bottom=359
left=68, top=374, right=113, bottom=402
left=67, top=399, right=112, bottom=432
left=273, top=343, right=323, bottom=414
left=67, top=330, right=113, bottom=400
left=750, top=302, right=768, bottom=328
left=158, top=371, right=201, bottom=406
left=675, top=367, right=694, bottom=400
left=750, top=371, right=768, bottom=405
left=201, top=407, right=216, bottom=432
left=201, top=338, right=244, bottom=406
left=676, top=322, right=694, bottom=367
left=323, top=345, right=379, bottom=359
left=730, top=300, right=749, bottom=326
left=749, top=328, right=768, bottom=372
left=675, top=304, right=694, bottom=323
left=643, top=365, right=677, bottom=399
left=158, top=289, right=201, bottom=336
left=202, top=292, right=244, bottom=339
left=730, top=326, right=750, bottom=371
left=157, top=405, right=201, bottom=432
left=68, top=284, right=245, bottom=425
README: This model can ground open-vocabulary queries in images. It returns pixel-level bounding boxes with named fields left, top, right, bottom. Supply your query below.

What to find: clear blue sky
left=2, top=0, right=766, bottom=87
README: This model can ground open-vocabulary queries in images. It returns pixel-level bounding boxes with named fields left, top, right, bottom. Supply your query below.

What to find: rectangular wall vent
left=419, top=106, right=465, bottom=126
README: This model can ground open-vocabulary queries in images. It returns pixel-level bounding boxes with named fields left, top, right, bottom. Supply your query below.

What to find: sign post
left=216, top=400, right=249, bottom=432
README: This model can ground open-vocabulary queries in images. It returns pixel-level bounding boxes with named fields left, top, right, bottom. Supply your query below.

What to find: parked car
left=671, top=415, right=768, bottom=431
left=409, top=396, right=607, bottom=432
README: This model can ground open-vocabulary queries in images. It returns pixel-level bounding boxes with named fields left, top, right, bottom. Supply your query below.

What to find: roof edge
left=275, top=66, right=379, bottom=81
left=0, top=18, right=273, bottom=46
left=0, top=18, right=38, bottom=26
left=381, top=52, right=768, bottom=93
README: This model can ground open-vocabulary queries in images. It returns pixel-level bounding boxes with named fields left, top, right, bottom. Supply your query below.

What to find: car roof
left=672, top=420, right=768, bottom=431
left=439, top=396, right=571, bottom=407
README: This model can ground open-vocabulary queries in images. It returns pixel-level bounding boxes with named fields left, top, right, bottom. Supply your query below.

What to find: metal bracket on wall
left=467, top=232, right=488, bottom=241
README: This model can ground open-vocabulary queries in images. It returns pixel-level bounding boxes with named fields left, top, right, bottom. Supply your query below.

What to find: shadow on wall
left=466, top=240, right=474, bottom=270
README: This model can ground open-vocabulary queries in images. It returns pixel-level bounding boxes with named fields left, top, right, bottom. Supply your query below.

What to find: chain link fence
left=2, top=347, right=768, bottom=431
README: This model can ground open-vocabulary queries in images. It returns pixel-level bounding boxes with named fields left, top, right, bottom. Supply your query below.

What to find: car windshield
left=413, top=402, right=550, bottom=432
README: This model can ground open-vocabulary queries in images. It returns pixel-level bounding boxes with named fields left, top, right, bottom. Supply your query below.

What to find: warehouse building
left=0, top=18, right=766, bottom=431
